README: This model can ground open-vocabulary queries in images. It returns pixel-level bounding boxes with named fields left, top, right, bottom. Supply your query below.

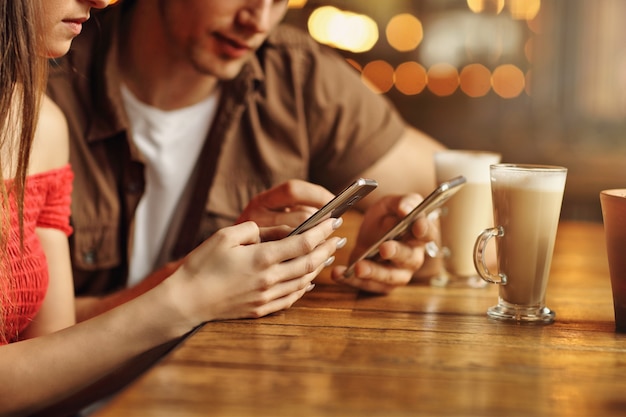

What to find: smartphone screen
left=288, top=178, right=378, bottom=236
left=343, top=175, right=466, bottom=277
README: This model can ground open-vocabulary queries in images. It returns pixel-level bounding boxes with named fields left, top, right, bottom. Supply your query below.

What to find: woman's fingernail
left=324, top=256, right=336, bottom=267
left=305, top=283, right=316, bottom=292
left=336, top=237, right=347, bottom=249
left=332, top=217, right=343, bottom=229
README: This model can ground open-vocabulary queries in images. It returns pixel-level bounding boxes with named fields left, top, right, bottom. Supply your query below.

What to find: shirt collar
left=85, top=5, right=269, bottom=144
left=85, top=6, right=131, bottom=144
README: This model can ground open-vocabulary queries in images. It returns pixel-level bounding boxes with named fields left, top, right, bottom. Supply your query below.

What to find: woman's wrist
left=150, top=268, right=209, bottom=338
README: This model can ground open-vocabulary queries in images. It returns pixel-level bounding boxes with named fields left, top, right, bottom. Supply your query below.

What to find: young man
left=47, top=0, right=446, bottom=321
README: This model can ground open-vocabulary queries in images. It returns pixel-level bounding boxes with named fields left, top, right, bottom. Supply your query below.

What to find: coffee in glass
left=432, top=150, right=501, bottom=288
left=473, top=164, right=567, bottom=323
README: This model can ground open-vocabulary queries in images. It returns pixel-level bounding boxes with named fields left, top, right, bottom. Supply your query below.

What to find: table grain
left=95, top=213, right=625, bottom=417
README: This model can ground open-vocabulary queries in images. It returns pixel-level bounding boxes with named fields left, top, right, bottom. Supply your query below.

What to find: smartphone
left=288, top=178, right=378, bottom=236
left=343, top=175, right=467, bottom=277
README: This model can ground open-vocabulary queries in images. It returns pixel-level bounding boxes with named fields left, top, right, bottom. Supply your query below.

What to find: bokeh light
left=288, top=0, right=308, bottom=9
left=508, top=0, right=541, bottom=20
left=467, top=0, right=505, bottom=14
left=427, top=63, right=459, bottom=96
left=300, top=2, right=533, bottom=98
left=395, top=62, right=427, bottom=95
left=361, top=60, right=395, bottom=94
left=308, top=6, right=379, bottom=53
left=386, top=14, right=423, bottom=52
left=491, top=64, right=525, bottom=98
left=459, top=64, right=491, bottom=97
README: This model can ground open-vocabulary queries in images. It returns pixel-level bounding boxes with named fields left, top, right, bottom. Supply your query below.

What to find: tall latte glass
left=473, top=164, right=567, bottom=323
left=432, top=150, right=501, bottom=288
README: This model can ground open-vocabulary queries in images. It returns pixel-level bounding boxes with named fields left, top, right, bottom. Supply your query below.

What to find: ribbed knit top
left=1, top=164, right=73, bottom=344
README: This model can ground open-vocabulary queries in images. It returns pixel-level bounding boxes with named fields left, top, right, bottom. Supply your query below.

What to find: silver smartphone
left=343, top=175, right=466, bottom=277
left=288, top=178, right=378, bottom=236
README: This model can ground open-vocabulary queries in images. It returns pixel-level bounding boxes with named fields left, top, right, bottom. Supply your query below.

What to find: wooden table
left=95, top=212, right=626, bottom=417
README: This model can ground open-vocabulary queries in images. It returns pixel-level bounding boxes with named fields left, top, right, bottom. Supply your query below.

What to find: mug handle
left=473, top=226, right=507, bottom=285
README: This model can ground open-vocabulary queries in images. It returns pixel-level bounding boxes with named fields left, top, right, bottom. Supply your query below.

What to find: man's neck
left=118, top=3, right=219, bottom=110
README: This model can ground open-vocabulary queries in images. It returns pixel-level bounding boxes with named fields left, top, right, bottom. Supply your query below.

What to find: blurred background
left=107, top=0, right=626, bottom=221
left=284, top=0, right=626, bottom=222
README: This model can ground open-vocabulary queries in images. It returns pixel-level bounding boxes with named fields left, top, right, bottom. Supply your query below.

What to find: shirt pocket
left=70, top=224, right=122, bottom=271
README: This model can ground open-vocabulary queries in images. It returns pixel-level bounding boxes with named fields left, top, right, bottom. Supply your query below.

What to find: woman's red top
left=1, top=164, right=73, bottom=343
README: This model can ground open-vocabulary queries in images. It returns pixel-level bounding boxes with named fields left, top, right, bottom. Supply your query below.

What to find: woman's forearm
left=0, top=277, right=193, bottom=416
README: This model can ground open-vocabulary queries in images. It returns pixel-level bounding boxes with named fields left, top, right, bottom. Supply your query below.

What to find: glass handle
left=473, top=226, right=507, bottom=285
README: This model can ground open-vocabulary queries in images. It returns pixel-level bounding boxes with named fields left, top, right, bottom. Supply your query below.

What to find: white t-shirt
left=121, top=85, right=220, bottom=287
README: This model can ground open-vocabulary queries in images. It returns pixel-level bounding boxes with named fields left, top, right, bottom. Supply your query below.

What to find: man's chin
left=192, top=60, right=248, bottom=81
left=216, top=59, right=251, bottom=80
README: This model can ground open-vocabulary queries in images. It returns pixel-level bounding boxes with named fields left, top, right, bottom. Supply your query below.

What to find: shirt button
left=83, top=250, right=96, bottom=265
left=126, top=181, right=142, bottom=194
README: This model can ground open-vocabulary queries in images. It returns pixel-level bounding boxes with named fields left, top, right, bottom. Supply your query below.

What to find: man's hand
left=331, top=194, right=439, bottom=294
left=236, top=180, right=335, bottom=228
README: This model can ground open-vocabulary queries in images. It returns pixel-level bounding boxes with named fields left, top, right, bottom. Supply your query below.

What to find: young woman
left=0, top=1, right=343, bottom=414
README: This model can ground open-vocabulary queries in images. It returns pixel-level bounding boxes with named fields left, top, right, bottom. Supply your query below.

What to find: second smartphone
left=343, top=175, right=466, bottom=277
left=288, top=178, right=378, bottom=236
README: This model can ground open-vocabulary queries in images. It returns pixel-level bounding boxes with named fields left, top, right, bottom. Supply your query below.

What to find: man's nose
left=238, top=0, right=274, bottom=33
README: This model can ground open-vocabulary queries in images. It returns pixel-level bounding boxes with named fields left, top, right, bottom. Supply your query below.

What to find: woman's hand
left=170, top=217, right=345, bottom=324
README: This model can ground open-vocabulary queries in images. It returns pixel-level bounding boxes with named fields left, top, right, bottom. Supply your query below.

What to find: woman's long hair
left=0, top=0, right=48, bottom=343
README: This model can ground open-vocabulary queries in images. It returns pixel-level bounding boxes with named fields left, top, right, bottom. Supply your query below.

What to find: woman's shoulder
left=29, top=95, right=69, bottom=175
